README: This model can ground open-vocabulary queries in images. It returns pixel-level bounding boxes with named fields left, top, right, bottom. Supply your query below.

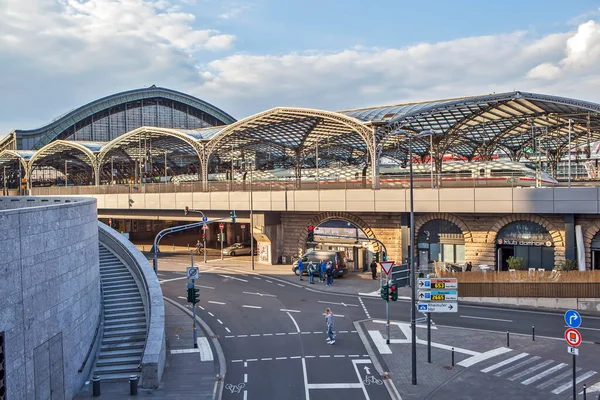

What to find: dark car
left=292, top=250, right=348, bottom=278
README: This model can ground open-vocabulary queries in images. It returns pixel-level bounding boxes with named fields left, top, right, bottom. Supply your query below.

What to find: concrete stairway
left=93, top=245, right=147, bottom=381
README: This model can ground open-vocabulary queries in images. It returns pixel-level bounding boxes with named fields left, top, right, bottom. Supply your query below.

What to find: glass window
left=455, top=245, right=465, bottom=263
left=442, top=244, right=454, bottom=263
left=429, top=243, right=440, bottom=263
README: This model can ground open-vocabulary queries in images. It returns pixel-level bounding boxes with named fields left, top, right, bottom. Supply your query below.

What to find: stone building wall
left=0, top=197, right=100, bottom=400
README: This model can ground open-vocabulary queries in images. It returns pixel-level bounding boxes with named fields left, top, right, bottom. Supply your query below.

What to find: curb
left=353, top=319, right=403, bottom=400
left=163, top=297, right=227, bottom=400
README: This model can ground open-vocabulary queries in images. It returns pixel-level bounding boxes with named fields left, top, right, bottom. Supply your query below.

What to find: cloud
left=218, top=2, right=252, bottom=20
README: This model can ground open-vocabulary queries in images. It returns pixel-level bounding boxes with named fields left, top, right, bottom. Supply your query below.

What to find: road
left=155, top=254, right=600, bottom=399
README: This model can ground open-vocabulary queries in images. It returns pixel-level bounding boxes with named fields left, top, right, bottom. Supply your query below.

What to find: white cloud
left=218, top=2, right=252, bottom=20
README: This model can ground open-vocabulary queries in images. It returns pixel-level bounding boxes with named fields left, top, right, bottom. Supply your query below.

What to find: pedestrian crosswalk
left=473, top=351, right=598, bottom=396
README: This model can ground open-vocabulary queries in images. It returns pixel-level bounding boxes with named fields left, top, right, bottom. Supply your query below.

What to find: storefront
left=417, top=219, right=465, bottom=270
left=496, top=221, right=554, bottom=271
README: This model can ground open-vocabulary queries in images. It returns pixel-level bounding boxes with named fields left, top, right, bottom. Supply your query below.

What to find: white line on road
left=305, top=356, right=315, bottom=359
left=243, top=390, right=247, bottom=400
left=461, top=315, right=513, bottom=323
left=225, top=327, right=231, bottom=333
left=253, top=277, right=261, bottom=280
left=290, top=356, right=301, bottom=359
left=264, top=333, right=273, bottom=336
left=334, top=355, right=345, bottom=358
left=358, top=296, right=371, bottom=318
left=302, top=358, right=310, bottom=400
left=198, top=305, right=205, bottom=310
left=247, top=358, right=257, bottom=362
left=232, top=359, right=242, bottom=363
left=564, top=325, right=600, bottom=332
left=307, top=383, right=363, bottom=389
left=243, top=291, right=277, bottom=297
left=276, top=357, right=287, bottom=360
left=278, top=283, right=285, bottom=287
left=481, top=353, right=529, bottom=373
left=243, top=305, right=262, bottom=309
left=217, top=319, right=223, bottom=325
left=261, top=358, right=272, bottom=361
left=244, top=362, right=247, bottom=368
left=281, top=309, right=301, bottom=313
left=322, top=313, right=344, bottom=317
left=244, top=374, right=248, bottom=383
left=208, top=301, right=226, bottom=305
left=458, top=347, right=512, bottom=367
left=208, top=312, right=215, bottom=317
left=218, top=274, right=249, bottom=282
left=265, top=280, right=273, bottom=283
left=368, top=330, right=392, bottom=354
left=351, top=359, right=372, bottom=400
left=313, top=331, right=322, bottom=334
left=276, top=333, right=285, bottom=336
left=552, top=371, right=597, bottom=394
left=317, top=300, right=358, bottom=307
left=238, top=335, right=248, bottom=338
left=159, top=276, right=188, bottom=283
left=170, top=348, right=200, bottom=354
left=319, top=355, right=330, bottom=358
left=508, top=359, right=554, bottom=381
left=177, top=296, right=186, bottom=300
left=198, top=285, right=215, bottom=290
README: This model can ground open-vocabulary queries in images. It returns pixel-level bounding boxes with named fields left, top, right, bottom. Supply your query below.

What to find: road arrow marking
left=363, top=366, right=371, bottom=375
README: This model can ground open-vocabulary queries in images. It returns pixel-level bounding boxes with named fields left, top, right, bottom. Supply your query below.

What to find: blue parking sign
left=564, top=310, right=582, bottom=328
left=418, top=304, right=429, bottom=312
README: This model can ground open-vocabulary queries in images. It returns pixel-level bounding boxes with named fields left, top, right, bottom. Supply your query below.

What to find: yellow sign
left=431, top=294, right=446, bottom=301
left=432, top=283, right=446, bottom=289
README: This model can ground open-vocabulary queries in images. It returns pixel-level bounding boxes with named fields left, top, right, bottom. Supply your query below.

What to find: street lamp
left=391, top=128, right=440, bottom=386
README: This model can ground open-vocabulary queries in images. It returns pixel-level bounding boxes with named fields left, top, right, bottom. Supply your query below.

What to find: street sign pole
left=190, top=251, right=198, bottom=348
left=427, top=312, right=432, bottom=363
left=220, top=225, right=224, bottom=260
left=572, top=353, right=576, bottom=400
left=386, top=273, right=390, bottom=344
left=202, top=223, right=207, bottom=263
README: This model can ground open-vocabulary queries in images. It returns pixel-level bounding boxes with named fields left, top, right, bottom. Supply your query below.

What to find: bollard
left=92, top=376, right=101, bottom=397
left=532, top=325, right=535, bottom=341
left=507, top=330, right=510, bottom=347
left=451, top=347, right=455, bottom=367
left=583, top=383, right=586, bottom=400
left=130, top=375, right=138, bottom=396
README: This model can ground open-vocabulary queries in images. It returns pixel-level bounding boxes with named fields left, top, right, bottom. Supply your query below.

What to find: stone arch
left=485, top=214, right=564, bottom=247
left=414, top=213, right=473, bottom=243
left=583, top=220, right=600, bottom=269
left=295, top=212, right=380, bottom=256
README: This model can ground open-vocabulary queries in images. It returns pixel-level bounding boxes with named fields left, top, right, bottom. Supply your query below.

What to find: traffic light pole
left=191, top=251, right=198, bottom=348
left=203, top=236, right=207, bottom=264
left=220, top=228, right=224, bottom=260
left=386, top=273, right=390, bottom=345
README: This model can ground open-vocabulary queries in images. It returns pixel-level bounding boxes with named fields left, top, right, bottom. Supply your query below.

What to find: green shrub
left=555, top=259, right=578, bottom=271
left=506, top=256, right=526, bottom=270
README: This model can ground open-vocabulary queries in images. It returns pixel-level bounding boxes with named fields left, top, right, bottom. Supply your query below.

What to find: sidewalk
left=76, top=300, right=219, bottom=399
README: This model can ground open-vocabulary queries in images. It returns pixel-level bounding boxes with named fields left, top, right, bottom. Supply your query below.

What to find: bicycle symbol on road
left=363, top=375, right=383, bottom=386
left=225, top=383, right=245, bottom=394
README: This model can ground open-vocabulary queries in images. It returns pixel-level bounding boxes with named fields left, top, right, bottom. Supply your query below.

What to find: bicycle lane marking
left=352, top=359, right=390, bottom=400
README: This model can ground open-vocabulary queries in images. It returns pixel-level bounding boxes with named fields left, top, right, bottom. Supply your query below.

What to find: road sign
left=418, top=278, right=457, bottom=289
left=219, top=223, right=224, bottom=230
left=564, top=328, right=582, bottom=347
left=567, top=346, right=579, bottom=356
left=379, top=261, right=395, bottom=275
left=202, top=224, right=208, bottom=231
left=417, top=302, right=457, bottom=313
left=418, top=290, right=458, bottom=301
left=186, top=267, right=199, bottom=280
left=564, top=310, right=582, bottom=328
left=202, top=216, right=208, bottom=222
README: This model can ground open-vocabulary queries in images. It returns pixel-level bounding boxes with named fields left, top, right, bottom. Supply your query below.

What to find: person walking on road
left=370, top=259, right=378, bottom=280
left=308, top=261, right=316, bottom=284
left=297, top=259, right=304, bottom=281
left=325, top=308, right=335, bottom=344
left=325, top=261, right=333, bottom=286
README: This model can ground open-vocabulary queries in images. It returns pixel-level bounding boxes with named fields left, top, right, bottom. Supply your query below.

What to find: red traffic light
left=185, top=206, right=189, bottom=211
left=390, top=286, right=396, bottom=291
left=308, top=225, right=314, bottom=231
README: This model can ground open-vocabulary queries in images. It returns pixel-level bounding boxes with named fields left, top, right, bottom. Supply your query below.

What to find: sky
left=2, top=0, right=600, bottom=135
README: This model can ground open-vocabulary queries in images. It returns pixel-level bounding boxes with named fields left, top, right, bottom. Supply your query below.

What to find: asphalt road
left=156, top=254, right=600, bottom=400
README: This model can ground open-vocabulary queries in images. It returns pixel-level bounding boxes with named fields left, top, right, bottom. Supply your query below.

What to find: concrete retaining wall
left=0, top=196, right=100, bottom=400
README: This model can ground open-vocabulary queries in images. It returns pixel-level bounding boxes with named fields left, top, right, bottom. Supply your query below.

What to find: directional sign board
left=564, top=310, right=582, bottom=328
left=417, top=302, right=457, bottom=313
left=564, top=328, right=582, bottom=347
left=418, top=278, right=458, bottom=289
left=379, top=261, right=395, bottom=276
left=418, top=290, right=458, bottom=301
left=186, top=267, right=199, bottom=280
left=202, top=216, right=208, bottom=222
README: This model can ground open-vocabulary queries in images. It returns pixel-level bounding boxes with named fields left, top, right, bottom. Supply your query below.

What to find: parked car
left=292, top=250, right=348, bottom=278
left=222, top=242, right=255, bottom=256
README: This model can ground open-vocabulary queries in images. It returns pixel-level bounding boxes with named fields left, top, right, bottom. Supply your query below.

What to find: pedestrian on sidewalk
left=319, top=260, right=326, bottom=282
left=325, top=261, right=333, bottom=286
left=297, top=259, right=304, bottom=281
left=308, top=261, right=316, bottom=284
left=325, top=308, right=335, bottom=344
left=370, top=259, right=378, bottom=280
left=195, top=240, right=201, bottom=255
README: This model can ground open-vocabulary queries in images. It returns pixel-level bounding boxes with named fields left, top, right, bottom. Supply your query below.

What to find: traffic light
left=374, top=252, right=379, bottom=262
left=187, top=284, right=200, bottom=304
left=184, top=206, right=189, bottom=215
left=307, top=225, right=315, bottom=243
left=202, top=231, right=207, bottom=241
left=390, top=284, right=398, bottom=301
left=230, top=210, right=237, bottom=223
left=380, top=284, right=389, bottom=301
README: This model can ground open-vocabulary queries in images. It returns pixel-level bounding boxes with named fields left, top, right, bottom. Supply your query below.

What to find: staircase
left=93, top=244, right=147, bottom=381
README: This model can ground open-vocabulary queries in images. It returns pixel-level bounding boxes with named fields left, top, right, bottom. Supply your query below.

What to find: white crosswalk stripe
left=481, top=353, right=529, bottom=373
left=508, top=359, right=554, bottom=381
left=551, top=371, right=598, bottom=395
left=537, top=368, right=581, bottom=389
left=521, top=363, right=568, bottom=385
left=494, top=356, right=540, bottom=377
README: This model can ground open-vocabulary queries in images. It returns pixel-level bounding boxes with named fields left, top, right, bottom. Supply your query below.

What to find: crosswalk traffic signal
left=187, top=284, right=200, bottom=304
left=380, top=284, right=389, bottom=301
left=307, top=225, right=315, bottom=243
left=185, top=206, right=189, bottom=215
left=390, top=284, right=398, bottom=301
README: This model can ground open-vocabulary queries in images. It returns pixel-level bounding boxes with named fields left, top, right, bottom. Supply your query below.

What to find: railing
left=98, top=222, right=166, bottom=389
left=27, top=172, right=583, bottom=196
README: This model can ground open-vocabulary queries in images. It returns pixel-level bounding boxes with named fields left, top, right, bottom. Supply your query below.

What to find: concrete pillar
left=565, top=214, right=575, bottom=261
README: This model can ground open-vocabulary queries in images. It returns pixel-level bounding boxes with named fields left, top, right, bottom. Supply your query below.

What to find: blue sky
left=1, top=0, right=600, bottom=134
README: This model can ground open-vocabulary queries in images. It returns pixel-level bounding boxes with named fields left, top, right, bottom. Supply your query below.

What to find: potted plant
left=506, top=256, right=526, bottom=271
left=554, top=259, right=578, bottom=271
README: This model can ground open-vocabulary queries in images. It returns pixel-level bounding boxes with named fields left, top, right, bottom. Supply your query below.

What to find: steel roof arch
left=0, top=150, right=31, bottom=171
left=28, top=140, right=98, bottom=170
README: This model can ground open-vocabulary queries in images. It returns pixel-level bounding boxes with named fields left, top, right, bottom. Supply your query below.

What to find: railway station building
left=2, top=86, right=600, bottom=271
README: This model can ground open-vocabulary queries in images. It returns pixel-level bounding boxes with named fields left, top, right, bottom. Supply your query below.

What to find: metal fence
left=27, top=172, right=578, bottom=196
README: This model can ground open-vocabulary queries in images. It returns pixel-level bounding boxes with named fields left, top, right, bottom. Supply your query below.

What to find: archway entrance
left=417, top=219, right=465, bottom=272
left=314, top=219, right=371, bottom=271
left=591, top=231, right=600, bottom=270
left=496, top=221, right=554, bottom=271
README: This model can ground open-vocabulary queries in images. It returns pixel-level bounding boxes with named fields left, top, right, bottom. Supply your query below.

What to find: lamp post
left=392, top=128, right=440, bottom=386
left=568, top=119, right=572, bottom=188
left=249, top=162, right=255, bottom=271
